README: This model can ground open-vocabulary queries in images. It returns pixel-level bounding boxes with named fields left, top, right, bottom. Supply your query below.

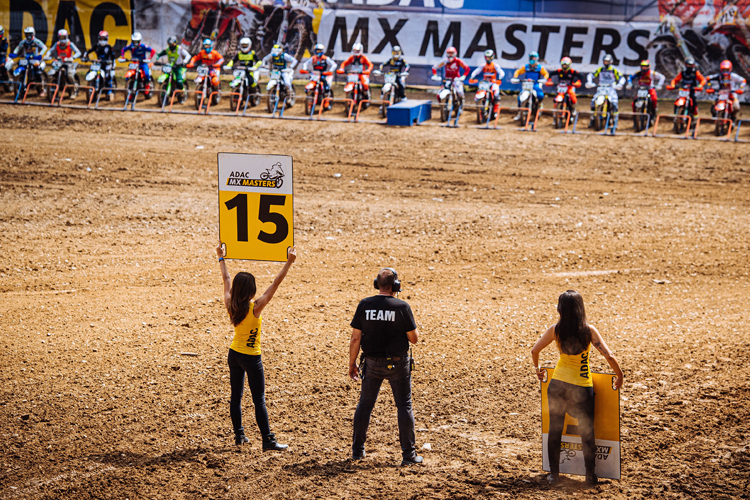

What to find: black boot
left=585, top=471, right=598, bottom=485
left=262, top=433, right=288, bottom=451
left=234, top=428, right=249, bottom=445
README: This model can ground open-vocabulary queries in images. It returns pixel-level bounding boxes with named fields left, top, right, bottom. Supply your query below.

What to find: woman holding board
left=217, top=242, right=296, bottom=450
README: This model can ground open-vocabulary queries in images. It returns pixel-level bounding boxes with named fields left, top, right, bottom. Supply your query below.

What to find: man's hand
left=348, top=363, right=359, bottom=381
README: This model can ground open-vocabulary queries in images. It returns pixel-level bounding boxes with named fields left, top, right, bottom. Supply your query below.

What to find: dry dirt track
left=1, top=104, right=749, bottom=500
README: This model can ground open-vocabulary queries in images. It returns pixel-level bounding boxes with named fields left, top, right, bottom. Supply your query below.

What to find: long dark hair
left=554, top=290, right=592, bottom=355
left=228, top=272, right=257, bottom=326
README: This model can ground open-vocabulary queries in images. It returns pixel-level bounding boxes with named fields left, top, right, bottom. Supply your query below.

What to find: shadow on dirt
left=282, top=457, right=399, bottom=477
left=90, top=445, right=237, bottom=468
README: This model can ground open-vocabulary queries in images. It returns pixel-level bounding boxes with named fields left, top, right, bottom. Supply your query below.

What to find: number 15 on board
left=218, top=153, right=293, bottom=262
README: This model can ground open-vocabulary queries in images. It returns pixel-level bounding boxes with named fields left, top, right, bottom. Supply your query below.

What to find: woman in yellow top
left=217, top=242, right=296, bottom=449
left=531, top=290, right=623, bottom=486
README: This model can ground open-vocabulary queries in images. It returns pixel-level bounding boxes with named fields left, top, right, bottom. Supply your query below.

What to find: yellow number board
left=218, top=153, right=293, bottom=262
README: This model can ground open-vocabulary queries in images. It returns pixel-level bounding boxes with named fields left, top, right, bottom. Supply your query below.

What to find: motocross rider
left=705, top=60, right=747, bottom=121
left=10, top=27, right=48, bottom=96
left=302, top=43, right=336, bottom=93
left=666, top=58, right=707, bottom=123
left=431, top=46, right=470, bottom=100
left=626, top=60, right=665, bottom=115
left=262, top=43, right=297, bottom=93
left=156, top=36, right=192, bottom=99
left=546, top=56, right=582, bottom=115
left=379, top=45, right=410, bottom=100
left=82, top=31, right=118, bottom=96
left=586, top=54, right=626, bottom=127
left=470, top=49, right=505, bottom=113
left=120, top=32, right=156, bottom=99
left=44, top=29, right=82, bottom=98
left=225, top=37, right=263, bottom=88
left=338, top=42, right=373, bottom=99
left=512, top=51, right=549, bottom=120
left=187, top=38, right=225, bottom=88
left=0, top=26, right=9, bottom=91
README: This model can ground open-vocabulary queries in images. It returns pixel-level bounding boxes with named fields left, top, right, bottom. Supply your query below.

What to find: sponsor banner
left=0, top=0, right=133, bottom=53
left=541, top=369, right=621, bottom=480
left=319, top=10, right=658, bottom=72
left=218, top=153, right=293, bottom=263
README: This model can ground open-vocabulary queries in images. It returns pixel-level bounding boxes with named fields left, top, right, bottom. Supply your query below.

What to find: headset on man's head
left=374, top=267, right=401, bottom=293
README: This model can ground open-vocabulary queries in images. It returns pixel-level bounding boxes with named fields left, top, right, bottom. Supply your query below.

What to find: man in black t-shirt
left=349, top=267, right=422, bottom=466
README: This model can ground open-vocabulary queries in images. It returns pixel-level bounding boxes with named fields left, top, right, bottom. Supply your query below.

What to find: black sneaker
left=585, top=471, right=598, bottom=485
left=400, top=455, right=424, bottom=466
left=352, top=451, right=365, bottom=461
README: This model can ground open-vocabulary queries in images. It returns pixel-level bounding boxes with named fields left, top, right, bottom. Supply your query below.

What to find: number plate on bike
left=347, top=74, right=359, bottom=83
left=637, top=89, right=649, bottom=98
left=384, top=73, right=397, bottom=84
left=128, top=62, right=139, bottom=70
left=19, top=59, right=28, bottom=66
left=218, top=153, right=294, bottom=262
left=52, top=60, right=62, bottom=70
left=310, top=73, right=320, bottom=81
left=521, top=81, right=535, bottom=90
left=90, top=63, right=101, bottom=72
left=162, top=64, right=172, bottom=73
left=479, top=80, right=491, bottom=90
left=233, top=69, right=244, bottom=78
left=350, top=64, right=362, bottom=73
left=197, top=66, right=209, bottom=76
left=718, top=90, right=731, bottom=100
left=556, top=85, right=568, bottom=93
left=678, top=89, right=690, bottom=97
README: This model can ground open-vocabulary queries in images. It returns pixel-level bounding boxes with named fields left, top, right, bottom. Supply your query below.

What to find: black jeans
left=547, top=379, right=596, bottom=474
left=227, top=348, right=270, bottom=437
left=352, top=357, right=416, bottom=459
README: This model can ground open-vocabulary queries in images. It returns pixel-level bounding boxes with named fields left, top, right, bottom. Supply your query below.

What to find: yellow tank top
left=229, top=303, right=262, bottom=356
left=551, top=341, right=593, bottom=387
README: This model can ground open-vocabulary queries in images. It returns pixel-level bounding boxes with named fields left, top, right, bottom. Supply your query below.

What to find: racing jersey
left=45, top=41, right=82, bottom=61
left=302, top=54, right=336, bottom=73
left=228, top=50, right=262, bottom=69
left=432, top=57, right=470, bottom=79
left=340, top=54, right=373, bottom=73
left=188, top=49, right=224, bottom=68
left=470, top=61, right=505, bottom=82
left=121, top=43, right=156, bottom=61
left=628, top=69, right=666, bottom=88
left=13, top=38, right=47, bottom=57
left=588, top=65, right=624, bottom=86
left=670, top=69, right=707, bottom=89
left=550, top=68, right=582, bottom=85
left=262, top=52, right=297, bottom=70
left=705, top=71, right=747, bottom=92
left=379, top=57, right=409, bottom=74
left=157, top=46, right=191, bottom=66
left=513, top=63, right=550, bottom=81
left=85, top=44, right=117, bottom=62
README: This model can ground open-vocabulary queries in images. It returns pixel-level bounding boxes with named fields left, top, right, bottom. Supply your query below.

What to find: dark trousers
left=352, top=357, right=416, bottom=459
left=227, top=348, right=270, bottom=437
left=547, top=379, right=596, bottom=474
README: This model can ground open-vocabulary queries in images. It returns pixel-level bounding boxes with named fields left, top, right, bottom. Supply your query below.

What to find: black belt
left=366, top=356, right=403, bottom=361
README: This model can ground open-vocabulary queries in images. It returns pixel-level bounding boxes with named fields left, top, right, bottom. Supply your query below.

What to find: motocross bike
left=433, top=75, right=464, bottom=123
left=545, top=79, right=579, bottom=129
left=511, top=77, right=544, bottom=126
left=299, top=68, right=333, bottom=117
left=630, top=84, right=659, bottom=132
left=258, top=0, right=315, bottom=61
left=707, top=86, right=742, bottom=135
left=373, top=69, right=408, bottom=118
left=587, top=82, right=619, bottom=132
left=11, top=53, right=45, bottom=101
left=158, top=63, right=189, bottom=107
left=82, top=57, right=116, bottom=103
left=669, top=85, right=697, bottom=134
left=337, top=66, right=370, bottom=115
left=468, top=77, right=499, bottom=125
left=46, top=58, right=81, bottom=103
left=193, top=64, right=221, bottom=110
left=227, top=64, right=261, bottom=111
left=188, top=1, right=246, bottom=61
left=263, top=67, right=295, bottom=113
left=120, top=58, right=152, bottom=101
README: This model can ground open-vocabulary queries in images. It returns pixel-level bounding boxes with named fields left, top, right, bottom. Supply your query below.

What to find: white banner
left=542, top=435, right=621, bottom=480
left=319, top=10, right=659, bottom=73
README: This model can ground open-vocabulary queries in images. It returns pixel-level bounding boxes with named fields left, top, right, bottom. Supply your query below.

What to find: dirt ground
left=1, top=103, right=749, bottom=500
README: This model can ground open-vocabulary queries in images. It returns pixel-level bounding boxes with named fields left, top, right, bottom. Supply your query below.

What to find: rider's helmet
left=131, top=32, right=143, bottom=47
left=484, top=49, right=494, bottom=63
left=240, top=37, right=252, bottom=54
left=529, top=51, right=539, bottom=67
left=603, top=54, right=613, bottom=67
left=685, top=58, right=695, bottom=69
left=57, top=29, right=69, bottom=47
left=98, top=30, right=109, bottom=46
left=392, top=45, right=403, bottom=60
left=167, top=36, right=178, bottom=50
left=352, top=42, right=363, bottom=56
left=314, top=43, right=325, bottom=57
left=24, top=26, right=35, bottom=42
left=271, top=43, right=282, bottom=57
left=560, top=56, right=572, bottom=70
left=720, top=59, right=732, bottom=72
left=446, top=46, right=457, bottom=61
left=203, top=38, right=213, bottom=53
left=640, top=59, right=650, bottom=71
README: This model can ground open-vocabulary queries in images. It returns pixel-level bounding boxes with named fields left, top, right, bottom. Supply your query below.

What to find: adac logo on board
left=227, top=162, right=285, bottom=189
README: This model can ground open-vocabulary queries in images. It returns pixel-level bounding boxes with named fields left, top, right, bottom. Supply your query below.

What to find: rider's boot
left=144, top=82, right=153, bottom=99
left=569, top=103, right=577, bottom=116
left=513, top=112, right=522, bottom=121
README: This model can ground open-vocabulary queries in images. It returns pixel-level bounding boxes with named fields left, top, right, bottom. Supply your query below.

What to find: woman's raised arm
left=217, top=242, right=231, bottom=311
left=253, top=246, right=297, bottom=317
